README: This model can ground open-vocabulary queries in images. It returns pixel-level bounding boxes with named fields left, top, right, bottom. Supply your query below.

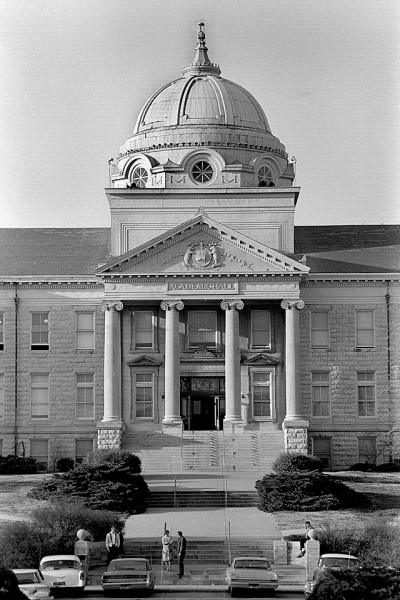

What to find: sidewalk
left=87, top=473, right=306, bottom=592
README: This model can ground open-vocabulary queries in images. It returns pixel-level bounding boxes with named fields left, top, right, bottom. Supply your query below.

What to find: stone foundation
left=282, top=419, right=309, bottom=454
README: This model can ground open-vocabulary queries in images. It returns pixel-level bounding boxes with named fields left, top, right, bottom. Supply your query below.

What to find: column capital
left=161, top=300, right=184, bottom=311
left=100, top=300, right=124, bottom=312
left=220, top=299, right=244, bottom=311
left=280, top=299, right=305, bottom=311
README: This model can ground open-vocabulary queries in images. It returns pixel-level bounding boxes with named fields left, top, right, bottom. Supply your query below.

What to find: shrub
left=29, top=450, right=148, bottom=513
left=255, top=472, right=365, bottom=512
left=348, top=462, right=375, bottom=471
left=309, top=568, right=400, bottom=600
left=0, top=501, right=124, bottom=569
left=0, top=455, right=38, bottom=474
left=272, top=452, right=324, bottom=474
left=55, top=457, right=75, bottom=472
left=83, top=449, right=142, bottom=473
left=317, top=520, right=363, bottom=556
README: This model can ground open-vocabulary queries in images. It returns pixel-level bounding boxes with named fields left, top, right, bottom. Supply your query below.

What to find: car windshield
left=109, top=560, right=148, bottom=572
left=321, top=557, right=358, bottom=568
left=234, top=560, right=270, bottom=570
left=41, top=560, right=81, bottom=570
left=15, top=572, right=41, bottom=584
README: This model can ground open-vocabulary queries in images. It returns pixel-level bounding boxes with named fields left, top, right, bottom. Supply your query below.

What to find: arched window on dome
left=131, top=166, right=149, bottom=188
left=257, top=165, right=274, bottom=187
left=192, top=160, right=214, bottom=184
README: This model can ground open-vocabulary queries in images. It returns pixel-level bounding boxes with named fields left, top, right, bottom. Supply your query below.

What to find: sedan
left=304, top=553, right=359, bottom=598
left=225, top=557, right=279, bottom=597
left=39, top=555, right=85, bottom=594
left=101, top=558, right=155, bottom=595
left=12, top=569, right=54, bottom=599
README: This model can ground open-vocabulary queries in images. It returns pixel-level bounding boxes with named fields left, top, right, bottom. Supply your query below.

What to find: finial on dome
left=182, top=21, right=221, bottom=77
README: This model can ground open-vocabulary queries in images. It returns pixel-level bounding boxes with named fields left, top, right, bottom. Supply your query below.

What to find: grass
left=1, top=470, right=400, bottom=535
left=270, top=470, right=400, bottom=532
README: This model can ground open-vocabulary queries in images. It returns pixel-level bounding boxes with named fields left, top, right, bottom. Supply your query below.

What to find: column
left=98, top=301, right=124, bottom=450
left=280, top=299, right=309, bottom=453
left=161, top=300, right=184, bottom=428
left=221, top=299, right=244, bottom=425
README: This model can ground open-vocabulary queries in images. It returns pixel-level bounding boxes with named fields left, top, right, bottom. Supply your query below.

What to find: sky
left=1, top=0, right=399, bottom=228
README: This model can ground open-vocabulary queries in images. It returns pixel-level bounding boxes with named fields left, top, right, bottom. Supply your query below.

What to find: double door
left=180, top=377, right=225, bottom=431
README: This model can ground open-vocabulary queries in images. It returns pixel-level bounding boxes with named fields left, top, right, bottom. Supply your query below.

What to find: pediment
left=127, top=355, right=162, bottom=367
left=96, top=213, right=309, bottom=277
left=242, top=353, right=280, bottom=366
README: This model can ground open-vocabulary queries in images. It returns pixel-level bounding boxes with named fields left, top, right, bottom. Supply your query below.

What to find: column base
left=162, top=418, right=183, bottom=436
left=282, top=419, right=309, bottom=454
left=223, top=419, right=244, bottom=434
left=97, top=420, right=125, bottom=450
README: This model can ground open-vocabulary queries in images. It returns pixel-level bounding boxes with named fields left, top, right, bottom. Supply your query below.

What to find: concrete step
left=146, top=490, right=259, bottom=508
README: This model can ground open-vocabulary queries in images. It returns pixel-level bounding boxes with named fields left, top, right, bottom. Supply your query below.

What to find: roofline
left=305, top=273, right=400, bottom=282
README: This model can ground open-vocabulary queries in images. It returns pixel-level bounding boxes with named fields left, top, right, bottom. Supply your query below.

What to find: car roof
left=112, top=558, right=148, bottom=563
left=320, top=553, right=358, bottom=559
left=40, top=555, right=81, bottom=561
left=233, top=557, right=268, bottom=560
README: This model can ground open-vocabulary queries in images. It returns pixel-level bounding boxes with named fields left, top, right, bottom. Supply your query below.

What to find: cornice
left=0, top=280, right=103, bottom=289
left=302, top=278, right=400, bottom=288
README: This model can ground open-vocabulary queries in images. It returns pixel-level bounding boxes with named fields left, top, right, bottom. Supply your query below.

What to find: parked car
left=225, top=556, right=279, bottom=597
left=12, top=569, right=53, bottom=599
left=304, top=553, right=359, bottom=598
left=101, top=558, right=155, bottom=595
left=39, top=555, right=85, bottom=594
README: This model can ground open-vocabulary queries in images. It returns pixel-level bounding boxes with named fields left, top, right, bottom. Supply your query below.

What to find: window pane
left=135, top=373, right=153, bottom=419
left=357, top=311, right=373, bottom=328
left=251, top=311, right=271, bottom=348
left=0, top=374, right=3, bottom=419
left=356, top=310, right=374, bottom=347
left=75, top=439, right=93, bottom=463
left=189, top=311, right=217, bottom=347
left=311, top=311, right=329, bottom=348
left=30, top=439, right=48, bottom=471
left=312, top=312, right=328, bottom=329
left=76, top=374, right=94, bottom=418
left=0, top=312, right=3, bottom=347
left=134, top=311, right=153, bottom=348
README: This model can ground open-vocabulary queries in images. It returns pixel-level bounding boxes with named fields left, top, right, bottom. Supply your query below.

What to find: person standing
left=176, top=531, right=186, bottom=578
left=161, top=530, right=173, bottom=570
left=105, top=525, right=120, bottom=564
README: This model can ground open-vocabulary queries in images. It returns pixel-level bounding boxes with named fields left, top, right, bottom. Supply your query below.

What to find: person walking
left=297, top=520, right=317, bottom=557
left=105, top=525, right=121, bottom=564
left=161, top=530, right=173, bottom=571
left=176, top=531, right=186, bottom=578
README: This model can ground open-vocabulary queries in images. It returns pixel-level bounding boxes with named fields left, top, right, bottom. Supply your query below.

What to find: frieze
left=180, top=363, right=225, bottom=372
left=167, top=281, right=238, bottom=294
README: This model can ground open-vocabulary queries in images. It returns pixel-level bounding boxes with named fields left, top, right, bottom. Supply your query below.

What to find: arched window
left=192, top=161, right=214, bottom=183
left=131, top=166, right=149, bottom=188
left=257, top=165, right=273, bottom=187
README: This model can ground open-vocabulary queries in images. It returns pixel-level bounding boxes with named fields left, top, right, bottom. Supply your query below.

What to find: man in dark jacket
left=176, top=531, right=186, bottom=578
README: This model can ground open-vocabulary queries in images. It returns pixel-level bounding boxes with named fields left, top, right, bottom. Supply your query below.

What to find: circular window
left=257, top=165, right=273, bottom=186
left=192, top=161, right=214, bottom=184
left=131, top=166, right=148, bottom=188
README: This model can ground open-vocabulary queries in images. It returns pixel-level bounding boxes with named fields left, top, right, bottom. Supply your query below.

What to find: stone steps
left=146, top=490, right=259, bottom=508
left=123, top=429, right=285, bottom=473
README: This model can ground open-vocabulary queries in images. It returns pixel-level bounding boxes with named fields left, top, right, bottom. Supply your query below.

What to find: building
left=0, top=23, right=399, bottom=472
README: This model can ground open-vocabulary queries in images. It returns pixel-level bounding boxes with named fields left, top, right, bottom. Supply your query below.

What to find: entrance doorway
left=180, top=377, right=225, bottom=431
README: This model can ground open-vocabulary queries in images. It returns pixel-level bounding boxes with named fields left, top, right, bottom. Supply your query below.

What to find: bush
left=29, top=450, right=148, bottom=513
left=55, top=457, right=75, bottom=472
left=83, top=449, right=142, bottom=473
left=309, top=568, right=400, bottom=600
left=0, top=501, right=124, bottom=569
left=317, top=521, right=363, bottom=556
left=272, top=452, right=324, bottom=474
left=348, top=462, right=375, bottom=471
left=255, top=471, right=365, bottom=512
left=0, top=455, right=38, bottom=474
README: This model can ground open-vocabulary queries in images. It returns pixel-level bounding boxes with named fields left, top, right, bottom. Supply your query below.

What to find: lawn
left=271, top=470, right=400, bottom=532
left=1, top=470, right=400, bottom=534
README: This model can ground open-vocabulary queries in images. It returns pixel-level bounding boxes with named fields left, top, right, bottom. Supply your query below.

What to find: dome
left=119, top=23, right=284, bottom=156
left=113, top=23, right=293, bottom=191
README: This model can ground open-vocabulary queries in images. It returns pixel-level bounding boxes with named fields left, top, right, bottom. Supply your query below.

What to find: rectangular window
left=313, top=438, right=331, bottom=469
left=76, top=312, right=95, bottom=350
left=76, top=374, right=95, bottom=418
left=356, top=310, right=374, bottom=348
left=358, top=437, right=376, bottom=464
left=311, top=372, right=331, bottom=417
left=357, top=372, right=375, bottom=416
left=135, top=373, right=154, bottom=419
left=31, top=374, right=49, bottom=418
left=251, top=310, right=271, bottom=349
left=31, top=312, right=49, bottom=350
left=132, top=310, right=155, bottom=350
left=188, top=311, right=217, bottom=349
left=0, top=374, right=3, bottom=419
left=311, top=311, right=329, bottom=349
left=0, top=312, right=3, bottom=350
left=75, top=439, right=94, bottom=464
left=252, top=371, right=272, bottom=419
left=30, top=439, right=48, bottom=472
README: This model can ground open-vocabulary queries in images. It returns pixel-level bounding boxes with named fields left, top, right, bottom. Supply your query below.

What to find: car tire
left=230, top=587, right=237, bottom=597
